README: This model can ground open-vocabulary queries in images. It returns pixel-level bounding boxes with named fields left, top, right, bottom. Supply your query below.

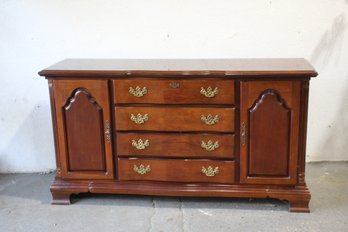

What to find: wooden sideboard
left=39, top=59, right=317, bottom=212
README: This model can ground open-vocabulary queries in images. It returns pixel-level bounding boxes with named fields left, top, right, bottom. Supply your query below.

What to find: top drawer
left=113, top=79, right=235, bottom=104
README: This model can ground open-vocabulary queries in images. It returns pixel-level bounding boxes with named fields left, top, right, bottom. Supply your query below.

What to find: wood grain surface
left=118, top=158, right=235, bottom=184
left=113, top=79, right=235, bottom=104
left=115, top=106, right=235, bottom=132
left=39, top=58, right=318, bottom=77
left=116, top=132, right=234, bottom=159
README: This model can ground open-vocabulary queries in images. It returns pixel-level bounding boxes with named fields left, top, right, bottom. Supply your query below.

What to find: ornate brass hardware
left=129, top=86, right=147, bottom=97
left=169, top=81, right=180, bottom=89
left=241, top=122, right=246, bottom=145
left=200, top=87, right=219, bottom=98
left=132, top=139, right=150, bottom=150
left=201, top=140, right=219, bottom=151
left=201, top=166, right=219, bottom=177
left=130, top=113, right=149, bottom=124
left=201, top=114, right=219, bottom=125
left=104, top=120, right=111, bottom=143
left=133, top=164, right=151, bottom=175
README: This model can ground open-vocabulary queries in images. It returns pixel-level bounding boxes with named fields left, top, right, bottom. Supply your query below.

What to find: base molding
left=51, top=191, right=72, bottom=205
left=288, top=199, right=310, bottom=213
left=50, top=178, right=311, bottom=212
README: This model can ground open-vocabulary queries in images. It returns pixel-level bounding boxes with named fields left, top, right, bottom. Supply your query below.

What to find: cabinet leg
left=51, top=192, right=71, bottom=205
left=288, top=199, right=310, bottom=213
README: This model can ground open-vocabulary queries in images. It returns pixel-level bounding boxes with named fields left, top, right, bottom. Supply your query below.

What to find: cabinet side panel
left=298, top=80, right=310, bottom=185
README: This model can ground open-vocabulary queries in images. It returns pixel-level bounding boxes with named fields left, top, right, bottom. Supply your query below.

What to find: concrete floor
left=0, top=162, right=347, bottom=232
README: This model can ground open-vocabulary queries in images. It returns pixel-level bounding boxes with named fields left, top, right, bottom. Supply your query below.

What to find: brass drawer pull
left=201, top=140, right=219, bottom=151
left=129, top=86, right=147, bottom=97
left=169, top=81, right=180, bottom=89
left=200, top=87, right=218, bottom=98
left=133, top=164, right=151, bottom=175
left=201, top=114, right=219, bottom=125
left=132, top=139, right=149, bottom=150
left=130, top=113, right=149, bottom=124
left=201, top=166, right=219, bottom=177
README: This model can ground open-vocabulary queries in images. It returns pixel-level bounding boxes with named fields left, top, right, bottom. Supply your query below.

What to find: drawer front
left=115, top=107, right=235, bottom=132
left=118, top=158, right=235, bottom=184
left=113, top=79, right=235, bottom=104
left=117, top=132, right=234, bottom=158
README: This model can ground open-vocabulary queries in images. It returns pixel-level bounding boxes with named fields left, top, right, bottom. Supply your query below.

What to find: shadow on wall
left=309, top=12, right=348, bottom=160
left=0, top=102, right=55, bottom=172
left=310, top=13, right=347, bottom=68
left=315, top=79, right=348, bottom=160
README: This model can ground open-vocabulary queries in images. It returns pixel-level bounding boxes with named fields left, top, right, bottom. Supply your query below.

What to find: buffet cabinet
left=39, top=59, right=317, bottom=212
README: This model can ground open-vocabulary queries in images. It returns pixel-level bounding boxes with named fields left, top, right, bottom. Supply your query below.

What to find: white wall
left=0, top=0, right=347, bottom=173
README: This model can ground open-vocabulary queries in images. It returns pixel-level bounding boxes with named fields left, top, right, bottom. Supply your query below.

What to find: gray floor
left=0, top=162, right=347, bottom=232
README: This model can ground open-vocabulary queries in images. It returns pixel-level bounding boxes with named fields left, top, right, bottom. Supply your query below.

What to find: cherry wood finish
left=118, top=158, right=235, bottom=184
left=50, top=179, right=310, bottom=211
left=51, top=80, right=114, bottom=179
left=116, top=132, right=234, bottom=159
left=39, top=58, right=317, bottom=77
left=64, top=89, right=106, bottom=171
left=248, top=90, right=291, bottom=177
left=298, top=80, right=310, bottom=186
left=113, top=79, right=234, bottom=104
left=40, top=59, right=317, bottom=213
left=115, top=106, right=235, bottom=132
left=240, top=81, right=300, bottom=185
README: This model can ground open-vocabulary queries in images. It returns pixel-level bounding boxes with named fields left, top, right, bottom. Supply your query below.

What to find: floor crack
left=148, top=197, right=156, bottom=232
left=180, top=198, right=185, bottom=232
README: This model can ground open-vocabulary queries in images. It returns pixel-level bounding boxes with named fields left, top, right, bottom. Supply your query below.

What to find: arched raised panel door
left=52, top=80, right=113, bottom=179
left=240, top=81, right=301, bottom=185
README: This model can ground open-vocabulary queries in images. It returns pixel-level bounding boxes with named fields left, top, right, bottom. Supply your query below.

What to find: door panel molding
left=248, top=89, right=291, bottom=177
left=53, top=80, right=113, bottom=179
left=240, top=81, right=301, bottom=185
left=63, top=88, right=106, bottom=172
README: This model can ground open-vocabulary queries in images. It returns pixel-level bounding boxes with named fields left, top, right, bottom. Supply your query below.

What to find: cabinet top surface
left=39, top=58, right=317, bottom=78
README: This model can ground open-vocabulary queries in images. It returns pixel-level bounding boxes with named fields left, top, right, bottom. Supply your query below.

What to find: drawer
left=113, top=79, right=235, bottom=104
left=115, top=107, right=235, bottom=132
left=117, top=132, right=234, bottom=159
left=118, top=158, right=235, bottom=184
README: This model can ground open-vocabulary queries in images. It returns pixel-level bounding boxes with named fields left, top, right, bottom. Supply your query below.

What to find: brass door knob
left=104, top=120, right=111, bottom=143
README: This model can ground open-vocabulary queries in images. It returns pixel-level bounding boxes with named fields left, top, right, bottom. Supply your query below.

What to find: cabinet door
left=51, top=80, right=113, bottom=179
left=240, top=81, right=300, bottom=185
